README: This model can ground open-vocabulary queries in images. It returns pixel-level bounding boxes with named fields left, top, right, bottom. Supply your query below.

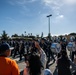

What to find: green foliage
left=11, top=34, right=18, bottom=37
left=1, top=30, right=8, bottom=40
left=41, top=32, right=43, bottom=38
left=69, top=33, right=76, bottom=36
left=29, top=35, right=35, bottom=38
left=36, top=34, right=39, bottom=38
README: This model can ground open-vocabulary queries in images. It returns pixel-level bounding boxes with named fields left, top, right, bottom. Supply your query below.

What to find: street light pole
left=47, top=14, right=52, bottom=40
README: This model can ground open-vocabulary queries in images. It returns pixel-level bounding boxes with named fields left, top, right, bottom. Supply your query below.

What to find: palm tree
left=21, top=34, right=24, bottom=37
left=24, top=31, right=26, bottom=36
left=41, top=32, right=43, bottom=38
left=1, top=30, right=8, bottom=40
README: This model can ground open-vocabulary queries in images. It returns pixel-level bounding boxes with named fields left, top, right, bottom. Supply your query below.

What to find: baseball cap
left=44, top=69, right=52, bottom=75
left=0, top=43, right=12, bottom=52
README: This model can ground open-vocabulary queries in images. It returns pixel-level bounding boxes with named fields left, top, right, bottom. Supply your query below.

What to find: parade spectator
left=35, top=41, right=47, bottom=69
left=23, top=41, right=52, bottom=75
left=58, top=50, right=72, bottom=75
left=0, top=43, right=20, bottom=75
left=23, top=53, right=43, bottom=75
left=23, top=53, right=52, bottom=75
left=70, top=56, right=76, bottom=75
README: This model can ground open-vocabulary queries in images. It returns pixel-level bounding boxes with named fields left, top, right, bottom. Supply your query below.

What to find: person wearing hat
left=0, top=43, right=20, bottom=75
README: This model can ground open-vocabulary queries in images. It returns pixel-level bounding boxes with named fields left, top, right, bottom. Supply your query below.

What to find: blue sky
left=0, top=0, right=76, bottom=37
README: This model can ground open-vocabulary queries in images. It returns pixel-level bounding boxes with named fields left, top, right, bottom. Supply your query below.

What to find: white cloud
left=64, top=0, right=76, bottom=5
left=42, top=0, right=76, bottom=20
left=41, top=0, right=64, bottom=17
left=8, top=0, right=37, bottom=5
left=42, top=0, right=76, bottom=11
left=52, top=14, right=64, bottom=24
left=42, top=0, right=63, bottom=7
left=57, top=15, right=64, bottom=19
left=43, top=0, right=51, bottom=4
left=56, top=15, right=64, bottom=19
left=42, top=0, right=76, bottom=6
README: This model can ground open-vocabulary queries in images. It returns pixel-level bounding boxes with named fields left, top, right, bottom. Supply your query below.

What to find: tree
left=1, top=30, right=8, bottom=40
left=21, top=34, right=24, bottom=37
left=24, top=31, right=26, bottom=36
left=29, top=35, right=35, bottom=38
left=36, top=34, right=39, bottom=38
left=11, top=34, right=18, bottom=37
left=69, top=33, right=76, bottom=36
left=41, top=32, right=43, bottom=38
left=31, top=33, right=32, bottom=36
left=47, top=33, right=51, bottom=40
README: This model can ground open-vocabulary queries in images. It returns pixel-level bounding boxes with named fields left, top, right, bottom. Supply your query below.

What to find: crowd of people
left=0, top=36, right=76, bottom=75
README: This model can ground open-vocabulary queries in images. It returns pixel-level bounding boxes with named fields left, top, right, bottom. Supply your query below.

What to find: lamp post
left=47, top=14, right=52, bottom=40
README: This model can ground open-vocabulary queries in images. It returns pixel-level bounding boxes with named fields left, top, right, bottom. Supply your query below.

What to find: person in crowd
left=70, top=56, right=76, bottom=75
left=19, top=41, right=25, bottom=61
left=23, top=53, right=44, bottom=75
left=25, top=41, right=30, bottom=54
left=13, top=41, right=19, bottom=58
left=71, top=40, right=76, bottom=61
left=40, top=38, right=48, bottom=56
left=0, top=43, right=20, bottom=75
left=23, top=41, right=47, bottom=75
left=10, top=41, right=15, bottom=56
left=40, top=38, right=55, bottom=68
left=23, top=53, right=52, bottom=75
left=60, top=40, right=67, bottom=51
left=46, top=39, right=55, bottom=68
left=72, top=61, right=76, bottom=75
left=58, top=40, right=67, bottom=59
left=58, top=50, right=72, bottom=75
left=30, top=40, right=47, bottom=69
